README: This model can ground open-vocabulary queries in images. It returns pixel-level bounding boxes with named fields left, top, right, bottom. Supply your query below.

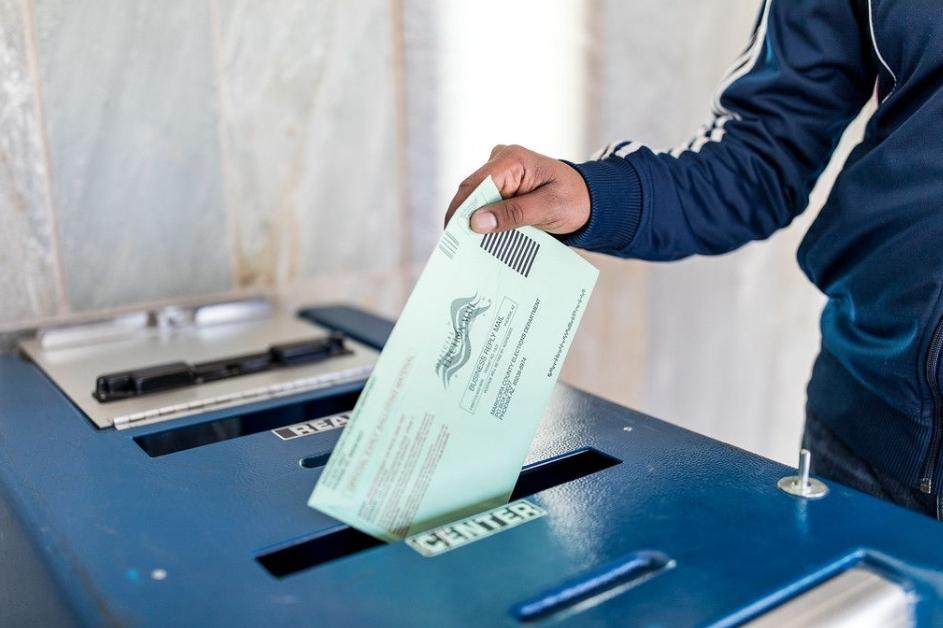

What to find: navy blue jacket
left=565, top=0, right=943, bottom=493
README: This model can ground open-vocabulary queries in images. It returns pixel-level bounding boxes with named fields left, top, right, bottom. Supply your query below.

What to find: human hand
left=444, top=145, right=590, bottom=235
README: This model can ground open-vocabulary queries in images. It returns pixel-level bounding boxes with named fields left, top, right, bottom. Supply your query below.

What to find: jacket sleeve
left=563, top=0, right=877, bottom=260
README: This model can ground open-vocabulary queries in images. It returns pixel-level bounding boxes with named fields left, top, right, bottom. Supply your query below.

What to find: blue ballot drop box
left=1, top=303, right=942, bottom=627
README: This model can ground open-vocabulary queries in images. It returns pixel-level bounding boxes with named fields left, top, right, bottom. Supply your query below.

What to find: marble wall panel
left=32, top=0, right=231, bottom=311
left=213, top=0, right=403, bottom=287
left=560, top=253, right=649, bottom=407
left=280, top=266, right=418, bottom=325
left=0, top=0, right=61, bottom=324
left=595, top=0, right=871, bottom=463
left=644, top=106, right=871, bottom=464
left=597, top=1, right=761, bottom=150
left=401, top=0, right=442, bottom=263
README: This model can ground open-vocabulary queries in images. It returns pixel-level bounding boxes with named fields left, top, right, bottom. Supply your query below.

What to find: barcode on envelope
left=480, top=230, right=540, bottom=277
left=438, top=231, right=459, bottom=259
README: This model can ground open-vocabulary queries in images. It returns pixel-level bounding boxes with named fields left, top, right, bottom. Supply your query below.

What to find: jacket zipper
left=919, top=316, right=943, bottom=493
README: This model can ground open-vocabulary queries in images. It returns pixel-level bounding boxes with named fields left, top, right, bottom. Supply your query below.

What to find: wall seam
left=206, top=0, right=244, bottom=293
left=389, top=0, right=413, bottom=303
left=584, top=0, right=603, bottom=157
left=20, top=0, right=69, bottom=315
left=586, top=0, right=651, bottom=406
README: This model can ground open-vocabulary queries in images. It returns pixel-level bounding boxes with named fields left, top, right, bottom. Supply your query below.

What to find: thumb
left=469, top=188, right=554, bottom=234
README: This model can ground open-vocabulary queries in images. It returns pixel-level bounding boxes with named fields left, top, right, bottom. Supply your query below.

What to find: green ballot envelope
left=308, top=177, right=598, bottom=542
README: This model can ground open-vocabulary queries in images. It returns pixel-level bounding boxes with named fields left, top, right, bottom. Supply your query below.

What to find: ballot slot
left=257, top=447, right=621, bottom=578
left=511, top=550, right=676, bottom=623
left=133, top=389, right=360, bottom=457
left=510, top=447, right=621, bottom=498
left=299, top=452, right=333, bottom=469
left=258, top=526, right=384, bottom=579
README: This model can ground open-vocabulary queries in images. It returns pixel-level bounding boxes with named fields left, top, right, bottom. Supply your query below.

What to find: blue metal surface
left=0, top=473, right=78, bottom=627
left=299, top=304, right=393, bottom=350
left=1, top=306, right=943, bottom=626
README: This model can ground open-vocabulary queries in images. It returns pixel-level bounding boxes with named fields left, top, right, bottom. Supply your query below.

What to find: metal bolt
left=778, top=449, right=828, bottom=499
left=797, top=449, right=812, bottom=490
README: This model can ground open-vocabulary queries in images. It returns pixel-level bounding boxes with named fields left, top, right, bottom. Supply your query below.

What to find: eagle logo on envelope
left=435, top=294, right=491, bottom=388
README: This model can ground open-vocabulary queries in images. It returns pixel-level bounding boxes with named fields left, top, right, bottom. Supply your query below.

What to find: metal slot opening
left=511, top=447, right=621, bottom=498
left=257, top=447, right=621, bottom=578
left=299, top=452, right=332, bottom=469
left=745, top=566, right=913, bottom=628
left=512, top=550, right=675, bottom=623
left=257, top=526, right=383, bottom=579
left=133, top=390, right=359, bottom=457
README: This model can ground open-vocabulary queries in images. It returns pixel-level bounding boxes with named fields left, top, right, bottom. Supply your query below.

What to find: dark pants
left=803, top=410, right=940, bottom=520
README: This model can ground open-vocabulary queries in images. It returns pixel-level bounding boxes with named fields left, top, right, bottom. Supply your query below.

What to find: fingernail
left=471, top=211, right=497, bottom=233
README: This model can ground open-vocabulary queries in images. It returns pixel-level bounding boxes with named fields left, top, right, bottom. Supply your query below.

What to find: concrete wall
left=0, top=1, right=868, bottom=462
